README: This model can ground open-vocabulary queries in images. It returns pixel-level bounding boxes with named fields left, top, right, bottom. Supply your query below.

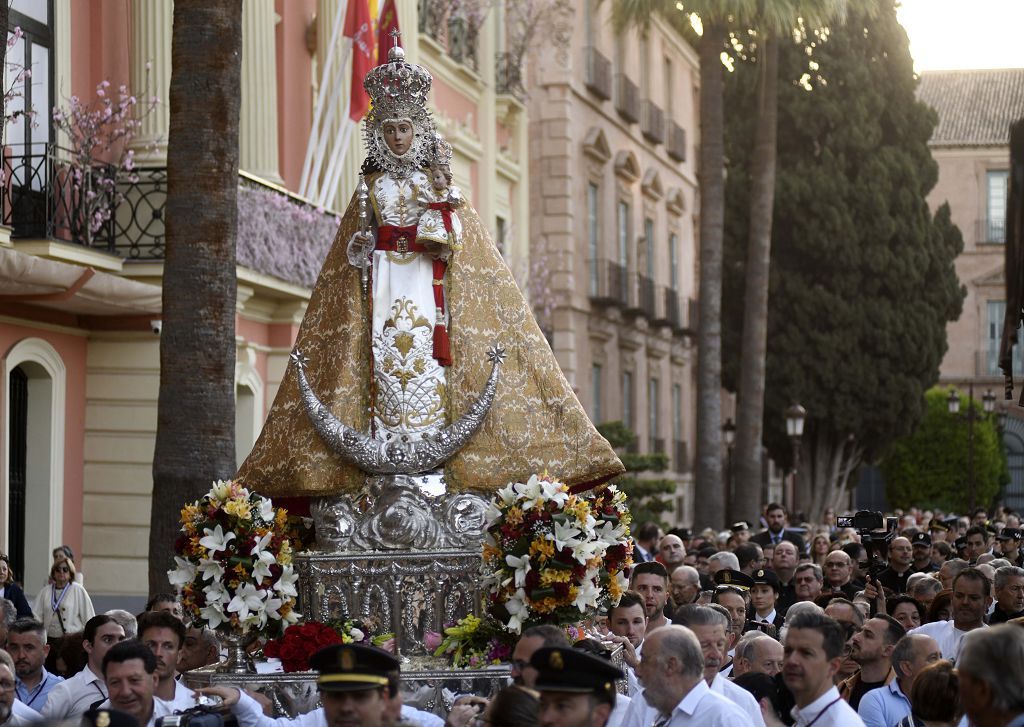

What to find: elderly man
left=7, top=619, right=61, bottom=713
left=531, top=646, right=623, bottom=727
left=631, top=562, right=670, bottom=634
left=937, top=558, right=969, bottom=591
left=856, top=633, right=940, bottom=727
left=705, top=552, right=740, bottom=583
left=782, top=612, right=866, bottom=726
left=510, top=625, right=572, bottom=688
left=658, top=535, right=687, bottom=575
left=957, top=625, right=1024, bottom=727
left=908, top=575, right=942, bottom=613
left=630, top=625, right=748, bottom=725
left=178, top=626, right=220, bottom=673
left=989, top=565, right=1024, bottom=623
left=911, top=567, right=991, bottom=660
left=672, top=606, right=764, bottom=726
left=0, top=660, right=30, bottom=727
left=876, top=538, right=914, bottom=594
left=770, top=541, right=800, bottom=613
left=0, top=602, right=14, bottom=651
left=840, top=615, right=906, bottom=710
left=100, top=641, right=173, bottom=727
left=731, top=632, right=784, bottom=679
left=670, top=567, right=701, bottom=609
left=794, top=564, right=824, bottom=603
left=42, top=615, right=125, bottom=719
left=822, top=551, right=858, bottom=600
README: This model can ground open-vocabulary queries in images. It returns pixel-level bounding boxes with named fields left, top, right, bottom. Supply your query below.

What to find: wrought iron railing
left=977, top=218, right=1006, bottom=244
left=495, top=51, right=524, bottom=99
left=588, top=258, right=631, bottom=308
left=1, top=144, right=117, bottom=252
left=641, top=100, right=664, bottom=145
left=638, top=274, right=656, bottom=318
left=674, top=439, right=689, bottom=473
left=657, top=286, right=681, bottom=328
left=615, top=74, right=640, bottom=124
left=584, top=46, right=612, bottom=100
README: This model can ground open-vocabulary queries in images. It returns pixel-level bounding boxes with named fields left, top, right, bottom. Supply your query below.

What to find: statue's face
left=382, top=119, right=414, bottom=156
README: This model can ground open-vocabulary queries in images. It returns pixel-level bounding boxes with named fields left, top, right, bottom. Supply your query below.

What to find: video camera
left=157, top=705, right=235, bottom=727
left=836, top=510, right=899, bottom=578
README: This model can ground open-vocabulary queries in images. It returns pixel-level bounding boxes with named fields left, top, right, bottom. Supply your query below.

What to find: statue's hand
left=347, top=231, right=375, bottom=267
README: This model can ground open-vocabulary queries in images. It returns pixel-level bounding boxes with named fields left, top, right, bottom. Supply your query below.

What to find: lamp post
left=784, top=403, right=806, bottom=514
left=948, top=385, right=997, bottom=512
left=723, top=417, right=736, bottom=520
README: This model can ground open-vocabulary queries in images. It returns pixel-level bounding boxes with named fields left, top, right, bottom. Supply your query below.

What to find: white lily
left=274, top=565, right=299, bottom=599
left=349, top=627, right=365, bottom=642
left=204, top=579, right=230, bottom=605
left=250, top=532, right=277, bottom=581
left=549, top=520, right=582, bottom=551
left=516, top=475, right=541, bottom=507
left=496, top=483, right=518, bottom=506
left=210, top=480, right=233, bottom=501
left=505, top=554, right=532, bottom=588
left=199, top=603, right=229, bottom=630
left=259, top=594, right=283, bottom=628
left=227, top=582, right=264, bottom=621
left=571, top=539, right=602, bottom=564
left=281, top=606, right=300, bottom=626
left=505, top=589, right=530, bottom=634
left=167, top=557, right=197, bottom=589
left=539, top=479, right=569, bottom=506
left=484, top=501, right=504, bottom=527
left=199, top=524, right=235, bottom=554
left=573, top=576, right=600, bottom=612
left=594, top=520, right=625, bottom=545
left=256, top=497, right=275, bottom=523
left=198, top=558, right=225, bottom=582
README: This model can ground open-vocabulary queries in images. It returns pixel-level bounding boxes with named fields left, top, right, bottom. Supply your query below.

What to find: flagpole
left=299, top=0, right=349, bottom=196
left=303, top=40, right=353, bottom=199
left=317, top=118, right=357, bottom=208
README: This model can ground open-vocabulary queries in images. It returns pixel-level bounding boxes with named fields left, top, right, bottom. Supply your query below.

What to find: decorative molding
left=582, top=127, right=612, bottom=164
left=641, top=169, right=664, bottom=200
left=11, top=240, right=124, bottom=272
left=614, top=150, right=641, bottom=183
left=666, top=187, right=686, bottom=215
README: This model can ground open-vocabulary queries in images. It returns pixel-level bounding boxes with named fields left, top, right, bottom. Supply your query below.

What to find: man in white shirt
left=671, top=605, right=764, bottom=726
left=910, top=567, right=990, bottom=662
left=138, top=610, right=194, bottom=712
left=531, top=646, right=623, bottom=727
left=100, top=641, right=173, bottom=727
left=782, top=611, right=865, bottom=727
left=633, top=625, right=748, bottom=726
left=631, top=562, right=670, bottom=634
left=42, top=615, right=125, bottom=719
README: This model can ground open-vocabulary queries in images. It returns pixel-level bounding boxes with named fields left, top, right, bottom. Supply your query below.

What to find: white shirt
left=98, top=697, right=174, bottom=727
left=659, top=679, right=752, bottom=726
left=910, top=620, right=987, bottom=663
left=791, top=685, right=865, bottom=727
left=165, top=679, right=197, bottom=712
left=755, top=608, right=778, bottom=625
left=41, top=665, right=108, bottom=720
left=230, top=690, right=442, bottom=727
left=10, top=701, right=40, bottom=722
left=710, top=673, right=766, bottom=726
left=607, top=693, right=632, bottom=727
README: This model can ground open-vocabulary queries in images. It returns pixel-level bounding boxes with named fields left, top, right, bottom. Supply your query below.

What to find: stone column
left=129, top=0, right=172, bottom=165
left=240, top=0, right=284, bottom=184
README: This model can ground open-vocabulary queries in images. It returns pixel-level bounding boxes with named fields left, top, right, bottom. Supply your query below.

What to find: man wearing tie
left=751, top=504, right=806, bottom=553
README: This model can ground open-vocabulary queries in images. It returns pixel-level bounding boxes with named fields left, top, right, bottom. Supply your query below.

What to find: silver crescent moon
left=291, top=347, right=505, bottom=475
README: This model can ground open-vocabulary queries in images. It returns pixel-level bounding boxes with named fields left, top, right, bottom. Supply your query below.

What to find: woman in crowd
left=810, top=533, right=832, bottom=568
left=887, top=594, right=926, bottom=631
left=926, top=590, right=953, bottom=623
left=0, top=553, right=34, bottom=618
left=896, top=659, right=961, bottom=727
left=31, top=557, right=95, bottom=650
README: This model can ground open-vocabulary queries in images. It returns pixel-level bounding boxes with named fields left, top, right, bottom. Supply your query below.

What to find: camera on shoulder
left=157, top=705, right=235, bottom=727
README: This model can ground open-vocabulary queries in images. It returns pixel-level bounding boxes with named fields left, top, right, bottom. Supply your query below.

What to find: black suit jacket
left=1, top=581, right=33, bottom=618
left=751, top=529, right=806, bottom=553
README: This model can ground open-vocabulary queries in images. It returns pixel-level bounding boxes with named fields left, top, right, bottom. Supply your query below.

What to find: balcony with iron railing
left=637, top=274, right=656, bottom=319
left=649, top=436, right=666, bottom=455
left=640, top=100, right=664, bottom=145
left=655, top=286, right=680, bottom=329
left=495, top=51, right=525, bottom=100
left=583, top=46, right=612, bottom=100
left=667, top=121, right=687, bottom=162
left=588, top=258, right=631, bottom=308
left=674, top=439, right=689, bottom=473
left=1, top=143, right=340, bottom=289
left=615, top=74, right=640, bottom=124
left=418, top=0, right=479, bottom=71
left=976, top=218, right=1006, bottom=244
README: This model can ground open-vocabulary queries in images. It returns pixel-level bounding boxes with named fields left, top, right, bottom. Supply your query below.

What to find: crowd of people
left=2, top=503, right=1024, bottom=727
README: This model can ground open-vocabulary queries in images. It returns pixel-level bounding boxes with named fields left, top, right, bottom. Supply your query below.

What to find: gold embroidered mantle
left=235, top=192, right=624, bottom=496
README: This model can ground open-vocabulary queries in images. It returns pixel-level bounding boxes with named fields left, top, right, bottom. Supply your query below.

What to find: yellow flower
left=278, top=540, right=293, bottom=566
left=505, top=506, right=524, bottom=527
left=539, top=568, right=571, bottom=586
left=607, top=570, right=624, bottom=601
left=224, top=498, right=252, bottom=520
left=529, top=538, right=554, bottom=562
left=483, top=543, right=503, bottom=564
left=180, top=504, right=201, bottom=525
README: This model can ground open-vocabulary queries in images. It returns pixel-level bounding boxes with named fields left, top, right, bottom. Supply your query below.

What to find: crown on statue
left=364, top=44, right=432, bottom=122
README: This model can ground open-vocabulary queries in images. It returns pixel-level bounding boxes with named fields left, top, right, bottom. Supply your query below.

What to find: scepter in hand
left=357, top=175, right=370, bottom=295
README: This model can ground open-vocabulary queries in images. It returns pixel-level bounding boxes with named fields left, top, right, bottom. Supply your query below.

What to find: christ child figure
left=415, top=161, right=463, bottom=259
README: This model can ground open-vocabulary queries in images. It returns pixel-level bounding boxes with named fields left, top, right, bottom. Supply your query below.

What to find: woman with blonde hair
left=31, top=557, right=94, bottom=642
left=810, top=533, right=832, bottom=567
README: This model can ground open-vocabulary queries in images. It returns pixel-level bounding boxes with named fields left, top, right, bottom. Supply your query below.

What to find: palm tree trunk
left=149, top=0, right=242, bottom=596
left=693, top=25, right=727, bottom=530
left=732, top=34, right=779, bottom=525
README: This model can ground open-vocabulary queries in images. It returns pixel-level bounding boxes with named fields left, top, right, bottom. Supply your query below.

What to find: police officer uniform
left=996, top=527, right=1024, bottom=567
left=911, top=532, right=939, bottom=573
left=530, top=647, right=624, bottom=727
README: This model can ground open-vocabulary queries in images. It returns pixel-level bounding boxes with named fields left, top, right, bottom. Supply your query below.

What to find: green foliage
left=597, top=421, right=675, bottom=526
left=720, top=0, right=964, bottom=469
left=881, top=388, right=1008, bottom=511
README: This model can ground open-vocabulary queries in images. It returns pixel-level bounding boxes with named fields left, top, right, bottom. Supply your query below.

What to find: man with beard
left=838, top=615, right=905, bottom=710
left=7, top=619, right=61, bottom=713
left=910, top=533, right=938, bottom=574
left=856, top=634, right=940, bottom=727
left=630, top=625, right=747, bottom=726
left=0, top=662, right=30, bottom=727
left=630, top=562, right=670, bottom=634
left=964, top=526, right=991, bottom=564
left=657, top=535, right=686, bottom=575
left=672, top=605, right=765, bottom=726
left=101, top=641, right=172, bottom=727
left=531, top=647, right=622, bottom=727
left=989, top=565, right=1024, bottom=623
left=752, top=504, right=806, bottom=553
left=911, top=567, right=991, bottom=661
left=782, top=612, right=865, bottom=726
left=670, top=567, right=701, bottom=609
left=42, top=615, right=125, bottom=719
left=137, top=610, right=192, bottom=711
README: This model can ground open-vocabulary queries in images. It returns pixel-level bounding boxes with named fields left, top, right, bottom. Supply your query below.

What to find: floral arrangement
left=430, top=616, right=591, bottom=669
left=168, top=480, right=300, bottom=637
left=263, top=619, right=394, bottom=672
left=483, top=474, right=633, bottom=634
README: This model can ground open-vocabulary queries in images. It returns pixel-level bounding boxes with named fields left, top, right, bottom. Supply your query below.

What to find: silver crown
left=363, top=44, right=432, bottom=125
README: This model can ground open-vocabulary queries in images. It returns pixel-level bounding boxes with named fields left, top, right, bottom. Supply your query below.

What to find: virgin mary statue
left=236, top=44, right=624, bottom=498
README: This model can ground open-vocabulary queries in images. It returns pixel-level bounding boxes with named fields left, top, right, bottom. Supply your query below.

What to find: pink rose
left=423, top=631, right=443, bottom=651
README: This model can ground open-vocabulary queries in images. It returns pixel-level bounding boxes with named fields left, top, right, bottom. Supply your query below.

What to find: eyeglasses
left=55, top=566, right=70, bottom=573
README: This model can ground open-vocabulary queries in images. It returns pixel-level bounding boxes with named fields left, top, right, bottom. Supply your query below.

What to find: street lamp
left=723, top=418, right=736, bottom=519
left=947, top=385, right=996, bottom=512
left=784, top=403, right=806, bottom=513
